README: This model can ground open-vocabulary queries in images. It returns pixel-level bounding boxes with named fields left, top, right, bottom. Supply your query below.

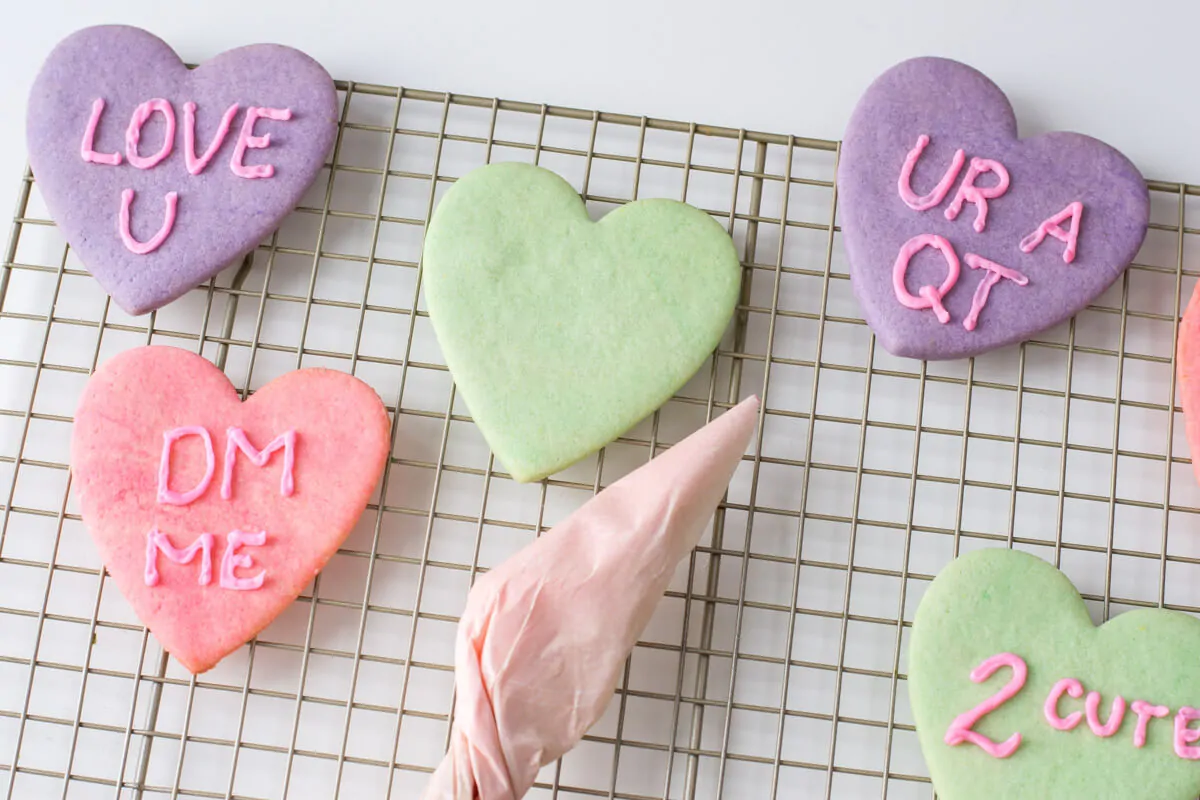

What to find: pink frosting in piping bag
left=422, top=395, right=760, bottom=800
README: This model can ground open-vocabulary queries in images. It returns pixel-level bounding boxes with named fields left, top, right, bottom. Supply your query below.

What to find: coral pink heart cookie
left=1178, top=282, right=1200, bottom=485
left=71, top=347, right=390, bottom=673
left=27, top=26, right=338, bottom=315
left=838, top=57, right=1150, bottom=360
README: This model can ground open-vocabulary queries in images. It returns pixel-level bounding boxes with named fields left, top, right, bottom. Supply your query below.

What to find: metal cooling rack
left=1, top=77, right=1199, bottom=800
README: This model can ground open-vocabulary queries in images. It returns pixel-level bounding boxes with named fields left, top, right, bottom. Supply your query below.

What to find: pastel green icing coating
left=910, top=548, right=1200, bottom=800
left=422, top=162, right=741, bottom=482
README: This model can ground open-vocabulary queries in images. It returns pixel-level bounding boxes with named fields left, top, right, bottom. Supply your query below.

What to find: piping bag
left=422, top=396, right=760, bottom=800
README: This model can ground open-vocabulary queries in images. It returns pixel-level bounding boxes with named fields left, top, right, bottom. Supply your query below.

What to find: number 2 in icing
left=944, top=652, right=1027, bottom=759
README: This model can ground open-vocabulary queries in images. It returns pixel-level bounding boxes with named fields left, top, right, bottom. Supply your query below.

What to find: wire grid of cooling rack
left=1, top=77, right=1199, bottom=800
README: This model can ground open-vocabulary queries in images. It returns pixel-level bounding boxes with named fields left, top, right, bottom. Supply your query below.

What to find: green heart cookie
left=910, top=548, right=1200, bottom=800
left=422, top=163, right=741, bottom=482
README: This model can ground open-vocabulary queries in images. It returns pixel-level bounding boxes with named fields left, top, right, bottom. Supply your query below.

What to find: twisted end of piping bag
left=422, top=396, right=760, bottom=800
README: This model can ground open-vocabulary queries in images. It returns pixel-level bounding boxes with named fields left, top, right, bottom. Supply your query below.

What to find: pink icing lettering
left=1085, top=691, right=1126, bottom=737
left=80, top=98, right=122, bottom=166
left=1131, top=700, right=1170, bottom=748
left=944, top=157, right=1010, bottom=233
left=144, top=529, right=214, bottom=587
left=962, top=253, right=1029, bottom=332
left=897, top=134, right=966, bottom=212
left=1019, top=201, right=1084, bottom=264
left=1175, top=707, right=1200, bottom=759
left=943, top=652, right=1026, bottom=759
left=230, top=107, right=292, bottom=179
left=1043, top=677, right=1084, bottom=731
left=220, top=530, right=267, bottom=590
left=892, top=234, right=960, bottom=324
left=118, top=189, right=178, bottom=255
left=221, top=427, right=296, bottom=500
left=183, top=102, right=240, bottom=176
left=125, top=99, right=176, bottom=170
left=157, top=425, right=215, bottom=505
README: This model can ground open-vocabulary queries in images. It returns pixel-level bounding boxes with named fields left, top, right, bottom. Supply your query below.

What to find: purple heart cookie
left=27, top=26, right=338, bottom=315
left=838, top=57, right=1149, bottom=360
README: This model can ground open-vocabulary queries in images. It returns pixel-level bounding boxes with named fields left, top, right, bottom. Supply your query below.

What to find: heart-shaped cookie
left=1177, top=281, right=1200, bottom=487
left=838, top=57, right=1149, bottom=360
left=421, top=162, right=741, bottom=482
left=27, top=25, right=337, bottom=315
left=71, top=347, right=390, bottom=673
left=910, top=548, right=1200, bottom=800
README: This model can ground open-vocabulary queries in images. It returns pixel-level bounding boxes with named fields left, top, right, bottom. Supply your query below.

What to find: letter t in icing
left=1131, top=700, right=1169, bottom=748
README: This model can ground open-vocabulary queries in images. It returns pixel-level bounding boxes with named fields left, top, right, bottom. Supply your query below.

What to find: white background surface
left=2, top=0, right=1200, bottom=223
